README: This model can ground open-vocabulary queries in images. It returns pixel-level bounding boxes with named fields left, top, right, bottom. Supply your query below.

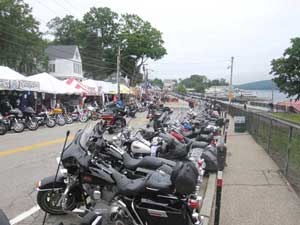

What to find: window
left=73, top=63, right=81, bottom=74
left=49, top=64, right=55, bottom=72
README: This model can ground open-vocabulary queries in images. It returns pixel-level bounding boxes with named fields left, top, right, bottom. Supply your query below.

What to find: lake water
left=247, top=90, right=292, bottom=103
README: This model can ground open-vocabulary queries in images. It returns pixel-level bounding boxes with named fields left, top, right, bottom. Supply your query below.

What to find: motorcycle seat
left=112, top=171, right=146, bottom=196
left=102, top=111, right=114, bottom=117
left=144, top=171, right=172, bottom=193
left=190, top=141, right=209, bottom=149
left=123, top=153, right=163, bottom=171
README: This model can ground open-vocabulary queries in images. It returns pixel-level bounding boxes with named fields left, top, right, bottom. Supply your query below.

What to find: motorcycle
left=0, top=113, right=8, bottom=135
left=100, top=106, right=126, bottom=134
left=49, top=108, right=66, bottom=126
left=22, top=107, right=39, bottom=131
left=36, top=124, right=203, bottom=225
left=3, top=108, right=25, bottom=133
left=36, top=110, right=56, bottom=128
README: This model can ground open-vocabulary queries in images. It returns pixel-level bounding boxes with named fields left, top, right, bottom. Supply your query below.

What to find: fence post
left=285, top=126, right=293, bottom=175
left=214, top=171, right=223, bottom=225
left=267, top=119, right=273, bottom=154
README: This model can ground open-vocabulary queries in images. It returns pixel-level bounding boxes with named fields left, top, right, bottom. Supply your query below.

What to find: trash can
left=234, top=116, right=246, bottom=133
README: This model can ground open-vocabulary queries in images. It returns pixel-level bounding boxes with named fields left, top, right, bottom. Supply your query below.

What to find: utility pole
left=117, top=46, right=121, bottom=98
left=229, top=56, right=234, bottom=104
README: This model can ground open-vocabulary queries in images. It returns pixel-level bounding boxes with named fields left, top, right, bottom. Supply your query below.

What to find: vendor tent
left=27, top=73, right=80, bottom=95
left=0, top=66, right=40, bottom=91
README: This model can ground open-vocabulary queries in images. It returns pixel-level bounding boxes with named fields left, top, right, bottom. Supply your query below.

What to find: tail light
left=188, top=196, right=202, bottom=209
left=197, top=159, right=204, bottom=167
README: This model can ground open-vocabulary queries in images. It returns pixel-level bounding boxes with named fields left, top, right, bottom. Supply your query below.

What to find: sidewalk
left=220, top=117, right=300, bottom=225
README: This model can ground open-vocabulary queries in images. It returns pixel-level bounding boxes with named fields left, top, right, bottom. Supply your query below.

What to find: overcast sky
left=25, top=0, right=300, bottom=84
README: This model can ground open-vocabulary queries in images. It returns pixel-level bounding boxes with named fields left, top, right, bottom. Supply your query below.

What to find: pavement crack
left=262, top=170, right=270, bottom=185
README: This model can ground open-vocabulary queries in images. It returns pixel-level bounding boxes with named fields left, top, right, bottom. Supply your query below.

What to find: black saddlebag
left=170, top=162, right=199, bottom=195
left=201, top=150, right=219, bottom=172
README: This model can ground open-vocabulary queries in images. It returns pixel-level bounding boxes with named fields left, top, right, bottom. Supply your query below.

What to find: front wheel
left=46, top=118, right=56, bottom=128
left=37, top=190, right=77, bottom=215
left=0, top=123, right=7, bottom=135
left=12, top=121, right=25, bottom=133
left=56, top=115, right=66, bottom=126
left=65, top=115, right=73, bottom=124
left=79, top=114, right=89, bottom=123
left=26, top=119, right=38, bottom=131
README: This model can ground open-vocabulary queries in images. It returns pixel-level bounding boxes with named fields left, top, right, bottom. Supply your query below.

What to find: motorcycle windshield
left=79, top=122, right=97, bottom=150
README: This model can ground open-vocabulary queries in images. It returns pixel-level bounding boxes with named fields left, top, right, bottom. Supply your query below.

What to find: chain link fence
left=221, top=102, right=300, bottom=195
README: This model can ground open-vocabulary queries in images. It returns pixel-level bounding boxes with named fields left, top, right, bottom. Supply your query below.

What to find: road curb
left=200, top=173, right=217, bottom=225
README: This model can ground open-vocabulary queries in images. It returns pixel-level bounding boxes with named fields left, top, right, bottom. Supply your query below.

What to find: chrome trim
left=131, top=200, right=144, bottom=225
left=36, top=188, right=63, bottom=191
left=92, top=216, right=102, bottom=225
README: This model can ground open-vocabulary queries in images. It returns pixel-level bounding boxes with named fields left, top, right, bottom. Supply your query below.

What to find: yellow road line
left=0, top=136, right=74, bottom=157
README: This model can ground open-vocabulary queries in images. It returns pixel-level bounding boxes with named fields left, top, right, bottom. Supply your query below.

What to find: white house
left=45, top=45, right=83, bottom=80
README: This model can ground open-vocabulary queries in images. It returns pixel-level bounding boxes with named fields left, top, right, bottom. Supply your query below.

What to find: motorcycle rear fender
left=36, top=175, right=66, bottom=191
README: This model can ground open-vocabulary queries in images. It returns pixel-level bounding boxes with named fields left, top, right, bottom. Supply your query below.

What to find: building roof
left=45, top=45, right=78, bottom=60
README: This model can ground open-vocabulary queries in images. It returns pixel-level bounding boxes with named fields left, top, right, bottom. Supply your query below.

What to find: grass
left=271, top=112, right=300, bottom=124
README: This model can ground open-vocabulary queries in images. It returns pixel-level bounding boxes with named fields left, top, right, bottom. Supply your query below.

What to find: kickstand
left=42, top=211, right=48, bottom=225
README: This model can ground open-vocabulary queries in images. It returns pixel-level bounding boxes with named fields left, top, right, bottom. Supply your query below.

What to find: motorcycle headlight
left=59, top=168, right=68, bottom=176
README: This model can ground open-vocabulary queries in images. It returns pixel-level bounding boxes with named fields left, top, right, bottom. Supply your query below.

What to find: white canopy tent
left=82, top=79, right=117, bottom=94
left=0, top=66, right=40, bottom=91
left=27, top=73, right=81, bottom=95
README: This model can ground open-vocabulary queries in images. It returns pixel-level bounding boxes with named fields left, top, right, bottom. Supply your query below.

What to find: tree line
left=0, top=0, right=167, bottom=85
left=150, top=75, right=228, bottom=94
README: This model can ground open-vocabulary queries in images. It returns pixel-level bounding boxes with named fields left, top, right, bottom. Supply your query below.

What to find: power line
left=0, top=36, right=118, bottom=73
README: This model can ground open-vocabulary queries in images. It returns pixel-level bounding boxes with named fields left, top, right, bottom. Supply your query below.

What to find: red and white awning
left=65, top=78, right=97, bottom=96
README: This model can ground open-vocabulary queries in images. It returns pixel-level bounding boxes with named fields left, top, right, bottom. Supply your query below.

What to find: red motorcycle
left=100, top=110, right=126, bottom=134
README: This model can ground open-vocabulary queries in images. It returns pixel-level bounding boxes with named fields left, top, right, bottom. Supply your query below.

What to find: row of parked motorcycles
left=0, top=101, right=146, bottom=136
left=26, top=100, right=228, bottom=225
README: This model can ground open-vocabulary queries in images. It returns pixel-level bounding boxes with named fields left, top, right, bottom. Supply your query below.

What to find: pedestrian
left=244, top=103, right=247, bottom=111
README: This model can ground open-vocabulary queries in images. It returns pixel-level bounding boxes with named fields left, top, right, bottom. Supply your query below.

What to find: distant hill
left=234, top=80, right=278, bottom=90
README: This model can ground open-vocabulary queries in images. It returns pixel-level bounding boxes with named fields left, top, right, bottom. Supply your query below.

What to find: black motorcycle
left=3, top=108, right=25, bottom=133
left=36, top=124, right=202, bottom=225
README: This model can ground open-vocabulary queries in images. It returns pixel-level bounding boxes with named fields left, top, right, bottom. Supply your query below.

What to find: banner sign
left=18, top=80, right=40, bottom=91
left=0, top=79, right=40, bottom=91
left=0, top=79, right=10, bottom=90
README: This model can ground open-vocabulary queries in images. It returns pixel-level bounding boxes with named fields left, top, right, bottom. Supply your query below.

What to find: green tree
left=150, top=78, right=164, bottom=89
left=270, top=38, right=300, bottom=99
left=119, top=14, right=167, bottom=84
left=47, top=15, right=84, bottom=45
left=176, top=83, right=187, bottom=95
left=181, top=75, right=209, bottom=93
left=0, top=0, right=47, bottom=74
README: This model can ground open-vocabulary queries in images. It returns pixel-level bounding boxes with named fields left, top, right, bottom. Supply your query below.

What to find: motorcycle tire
left=13, top=121, right=25, bottom=133
left=37, top=190, right=77, bottom=215
left=79, top=115, right=89, bottom=123
left=26, top=120, right=39, bottom=131
left=0, top=124, right=7, bottom=135
left=46, top=119, right=56, bottom=128
left=65, top=115, right=73, bottom=124
left=57, top=117, right=66, bottom=126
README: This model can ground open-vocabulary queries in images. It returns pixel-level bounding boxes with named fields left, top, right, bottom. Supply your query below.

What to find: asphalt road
left=0, top=112, right=149, bottom=225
